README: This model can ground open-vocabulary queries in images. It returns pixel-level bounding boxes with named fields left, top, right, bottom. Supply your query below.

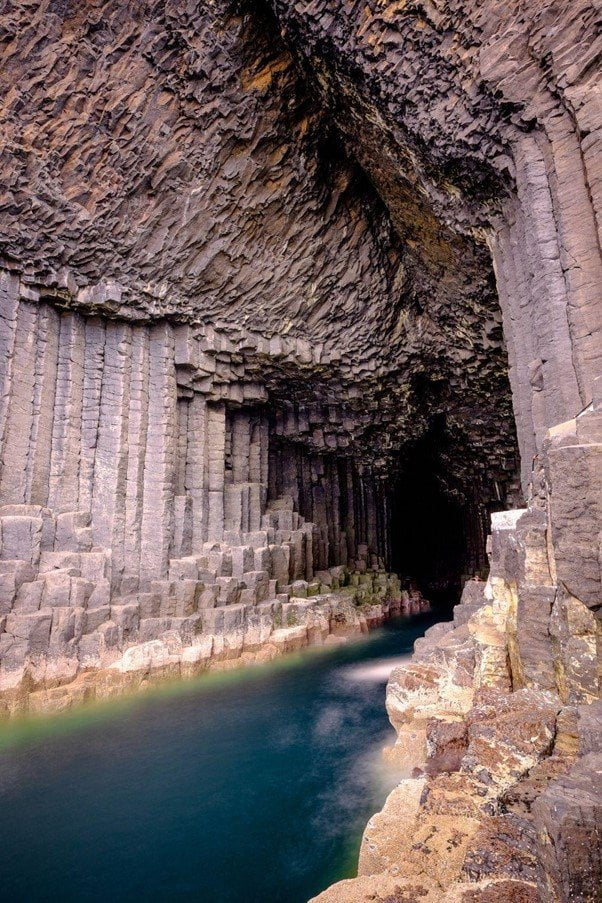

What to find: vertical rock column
left=249, top=415, right=267, bottom=531
left=264, top=434, right=392, bottom=571
left=139, top=324, right=177, bottom=586
left=91, top=322, right=132, bottom=589
left=542, top=114, right=602, bottom=402
left=224, top=410, right=250, bottom=535
left=173, top=396, right=193, bottom=558
left=124, top=326, right=150, bottom=584
left=47, top=312, right=85, bottom=512
left=364, top=472, right=378, bottom=566
left=514, top=136, right=582, bottom=427
left=25, top=304, right=60, bottom=506
left=78, top=317, right=106, bottom=514
left=0, top=271, right=20, bottom=469
left=222, top=409, right=269, bottom=536
left=325, top=458, right=341, bottom=568
left=342, top=460, right=357, bottom=564
left=490, top=218, right=539, bottom=490
left=205, top=403, right=226, bottom=542
left=0, top=300, right=39, bottom=504
left=375, top=476, right=390, bottom=569
left=310, top=456, right=328, bottom=570
left=185, top=393, right=208, bottom=554
left=0, top=298, right=59, bottom=505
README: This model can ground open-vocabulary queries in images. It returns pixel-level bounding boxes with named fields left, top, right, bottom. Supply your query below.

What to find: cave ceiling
left=0, top=0, right=519, bottom=497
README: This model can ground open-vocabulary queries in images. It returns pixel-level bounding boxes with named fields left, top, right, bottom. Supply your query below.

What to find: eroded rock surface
left=314, top=401, right=601, bottom=902
left=0, top=1, right=600, bottom=895
left=0, top=0, right=526, bottom=708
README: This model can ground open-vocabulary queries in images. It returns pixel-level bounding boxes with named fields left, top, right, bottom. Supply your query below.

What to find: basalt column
left=0, top=291, right=408, bottom=709
left=268, top=435, right=391, bottom=574
left=0, top=0, right=599, bottom=896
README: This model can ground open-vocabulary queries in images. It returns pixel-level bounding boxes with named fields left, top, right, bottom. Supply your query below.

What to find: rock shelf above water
left=0, top=1, right=600, bottom=899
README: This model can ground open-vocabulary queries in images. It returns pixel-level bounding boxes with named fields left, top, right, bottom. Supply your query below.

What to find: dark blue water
left=0, top=612, right=439, bottom=903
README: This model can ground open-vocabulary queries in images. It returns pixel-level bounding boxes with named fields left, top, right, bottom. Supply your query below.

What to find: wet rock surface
left=0, top=1, right=600, bottom=898
left=314, top=405, right=601, bottom=902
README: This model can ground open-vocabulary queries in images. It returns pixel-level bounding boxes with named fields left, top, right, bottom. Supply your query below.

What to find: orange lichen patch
left=241, top=54, right=290, bottom=92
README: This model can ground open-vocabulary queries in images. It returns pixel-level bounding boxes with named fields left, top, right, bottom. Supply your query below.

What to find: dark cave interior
left=389, top=418, right=496, bottom=606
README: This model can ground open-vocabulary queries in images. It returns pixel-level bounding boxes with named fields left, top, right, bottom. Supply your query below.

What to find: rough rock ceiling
left=1, top=1, right=399, bottom=336
left=0, top=0, right=518, bottom=500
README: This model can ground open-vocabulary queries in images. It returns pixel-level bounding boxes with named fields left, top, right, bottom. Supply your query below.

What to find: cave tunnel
left=0, top=1, right=599, bottom=897
left=388, top=417, right=494, bottom=608
left=0, top=0, right=542, bottom=709
left=0, top=0, right=522, bottom=618
left=266, top=396, right=512, bottom=614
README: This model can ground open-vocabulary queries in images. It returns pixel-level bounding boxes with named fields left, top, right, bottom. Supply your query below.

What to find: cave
left=390, top=418, right=478, bottom=604
left=0, top=1, right=600, bottom=899
left=0, top=0, right=597, bottom=703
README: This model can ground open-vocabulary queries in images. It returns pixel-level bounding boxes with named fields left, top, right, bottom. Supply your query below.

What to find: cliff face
left=0, top=0, right=600, bottom=893
left=270, top=0, right=602, bottom=483
left=314, top=398, right=602, bottom=902
left=0, top=0, right=517, bottom=487
left=0, top=0, right=518, bottom=707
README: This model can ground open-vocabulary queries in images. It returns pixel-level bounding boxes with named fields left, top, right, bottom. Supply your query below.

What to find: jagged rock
left=426, top=717, right=469, bottom=776
left=0, top=0, right=600, bottom=897
left=532, top=753, right=602, bottom=902
left=463, top=688, right=560, bottom=788
left=316, top=443, right=600, bottom=901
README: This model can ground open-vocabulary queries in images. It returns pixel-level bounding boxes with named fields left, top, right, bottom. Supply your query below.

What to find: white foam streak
left=342, top=655, right=411, bottom=683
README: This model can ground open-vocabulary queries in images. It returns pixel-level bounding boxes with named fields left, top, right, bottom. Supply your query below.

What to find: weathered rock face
left=0, top=0, right=525, bottom=704
left=0, top=0, right=518, bottom=509
left=270, top=0, right=602, bottom=484
left=0, top=279, right=432, bottom=712
left=315, top=396, right=601, bottom=902
left=0, top=4, right=599, bottom=885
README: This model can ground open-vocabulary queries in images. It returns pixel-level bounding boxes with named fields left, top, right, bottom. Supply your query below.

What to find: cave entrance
left=389, top=417, right=489, bottom=607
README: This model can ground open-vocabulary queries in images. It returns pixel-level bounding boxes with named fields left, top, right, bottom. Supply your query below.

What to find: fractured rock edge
left=1, top=586, right=429, bottom=718
left=0, top=506, right=429, bottom=715
left=312, top=403, right=602, bottom=903
left=0, top=279, right=438, bottom=715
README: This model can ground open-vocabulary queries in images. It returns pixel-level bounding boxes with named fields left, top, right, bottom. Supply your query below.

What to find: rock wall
left=269, top=0, right=602, bottom=491
left=314, top=394, right=601, bottom=902
left=251, top=3, right=600, bottom=899
left=0, top=281, right=420, bottom=713
left=0, top=0, right=527, bottom=711
left=0, top=284, right=405, bottom=576
left=0, top=0, right=519, bottom=508
left=0, top=3, right=600, bottom=894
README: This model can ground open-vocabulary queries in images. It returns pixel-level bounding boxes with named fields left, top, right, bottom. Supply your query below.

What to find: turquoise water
left=0, top=612, right=440, bottom=903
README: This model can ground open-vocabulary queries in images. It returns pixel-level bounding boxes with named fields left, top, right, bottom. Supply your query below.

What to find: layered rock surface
left=314, top=398, right=601, bottom=902
left=0, top=282, right=426, bottom=713
left=0, top=0, right=518, bottom=511
left=0, top=0, right=525, bottom=709
left=0, top=0, right=600, bottom=895
left=270, top=0, right=602, bottom=488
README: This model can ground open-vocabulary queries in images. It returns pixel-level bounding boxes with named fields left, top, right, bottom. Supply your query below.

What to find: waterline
left=0, top=612, right=438, bottom=903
